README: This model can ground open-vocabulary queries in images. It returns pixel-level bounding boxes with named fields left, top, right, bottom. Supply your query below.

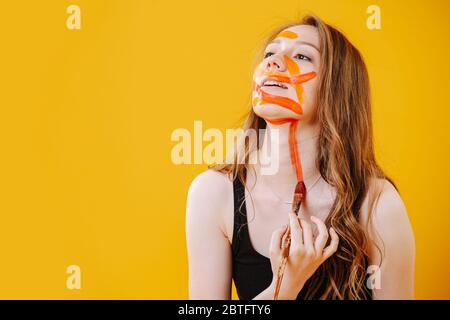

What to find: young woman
left=186, top=15, right=415, bottom=300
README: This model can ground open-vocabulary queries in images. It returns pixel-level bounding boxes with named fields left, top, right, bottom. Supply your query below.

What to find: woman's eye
left=294, top=53, right=311, bottom=61
left=264, top=51, right=274, bottom=59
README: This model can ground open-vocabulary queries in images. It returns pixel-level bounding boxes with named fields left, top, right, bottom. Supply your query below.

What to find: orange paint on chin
left=255, top=82, right=303, bottom=114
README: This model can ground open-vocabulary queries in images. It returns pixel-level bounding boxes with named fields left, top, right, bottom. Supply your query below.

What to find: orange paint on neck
left=288, top=121, right=303, bottom=181
left=266, top=118, right=295, bottom=125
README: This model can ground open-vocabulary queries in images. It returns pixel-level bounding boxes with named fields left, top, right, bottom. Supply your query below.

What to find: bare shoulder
left=361, top=177, right=415, bottom=263
left=187, top=169, right=233, bottom=206
left=361, top=178, right=410, bottom=227
left=186, top=169, right=234, bottom=234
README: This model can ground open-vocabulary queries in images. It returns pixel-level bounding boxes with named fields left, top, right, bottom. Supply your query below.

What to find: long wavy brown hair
left=212, top=14, right=396, bottom=299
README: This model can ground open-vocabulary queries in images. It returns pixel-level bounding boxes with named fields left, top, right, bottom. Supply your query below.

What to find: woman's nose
left=265, top=55, right=286, bottom=72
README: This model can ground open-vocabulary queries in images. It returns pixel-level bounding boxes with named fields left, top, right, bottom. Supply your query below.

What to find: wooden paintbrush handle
left=273, top=256, right=287, bottom=300
left=273, top=226, right=291, bottom=299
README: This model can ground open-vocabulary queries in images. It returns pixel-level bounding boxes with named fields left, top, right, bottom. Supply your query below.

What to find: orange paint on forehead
left=275, top=30, right=298, bottom=39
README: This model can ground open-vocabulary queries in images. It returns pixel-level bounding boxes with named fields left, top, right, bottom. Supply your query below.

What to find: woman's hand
left=269, top=213, right=339, bottom=299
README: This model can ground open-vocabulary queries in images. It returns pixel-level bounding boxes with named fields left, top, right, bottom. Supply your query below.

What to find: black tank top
left=231, top=173, right=372, bottom=300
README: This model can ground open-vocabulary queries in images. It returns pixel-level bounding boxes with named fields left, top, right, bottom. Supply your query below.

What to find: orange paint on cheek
left=284, top=55, right=300, bottom=74
left=284, top=55, right=306, bottom=104
left=290, top=72, right=317, bottom=84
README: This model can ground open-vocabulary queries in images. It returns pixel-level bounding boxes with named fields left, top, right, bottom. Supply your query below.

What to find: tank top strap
left=232, top=170, right=248, bottom=254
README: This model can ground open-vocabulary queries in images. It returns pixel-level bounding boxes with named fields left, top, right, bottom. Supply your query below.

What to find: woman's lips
left=258, top=71, right=317, bottom=87
left=254, top=79, right=291, bottom=97
left=262, top=79, right=288, bottom=89
left=261, top=85, right=290, bottom=94
left=261, top=81, right=291, bottom=95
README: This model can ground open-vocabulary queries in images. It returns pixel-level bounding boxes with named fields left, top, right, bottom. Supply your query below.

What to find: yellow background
left=0, top=0, right=449, bottom=299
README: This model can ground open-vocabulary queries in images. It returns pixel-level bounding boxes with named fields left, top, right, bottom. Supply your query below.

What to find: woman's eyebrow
left=270, top=38, right=320, bottom=52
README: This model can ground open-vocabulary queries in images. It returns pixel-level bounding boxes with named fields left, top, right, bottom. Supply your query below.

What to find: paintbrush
left=273, top=180, right=306, bottom=300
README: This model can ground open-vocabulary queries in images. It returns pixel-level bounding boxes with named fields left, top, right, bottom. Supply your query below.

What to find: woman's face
left=252, top=25, right=321, bottom=124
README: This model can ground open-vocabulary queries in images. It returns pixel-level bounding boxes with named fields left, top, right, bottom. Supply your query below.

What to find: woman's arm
left=186, top=170, right=233, bottom=299
left=253, top=282, right=277, bottom=300
left=366, top=179, right=416, bottom=299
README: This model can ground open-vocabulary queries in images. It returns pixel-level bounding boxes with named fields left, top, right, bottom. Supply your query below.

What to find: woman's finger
left=310, top=216, right=329, bottom=253
left=322, top=227, right=339, bottom=260
left=288, top=212, right=303, bottom=251
left=299, top=218, right=314, bottom=252
left=269, top=224, right=288, bottom=258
